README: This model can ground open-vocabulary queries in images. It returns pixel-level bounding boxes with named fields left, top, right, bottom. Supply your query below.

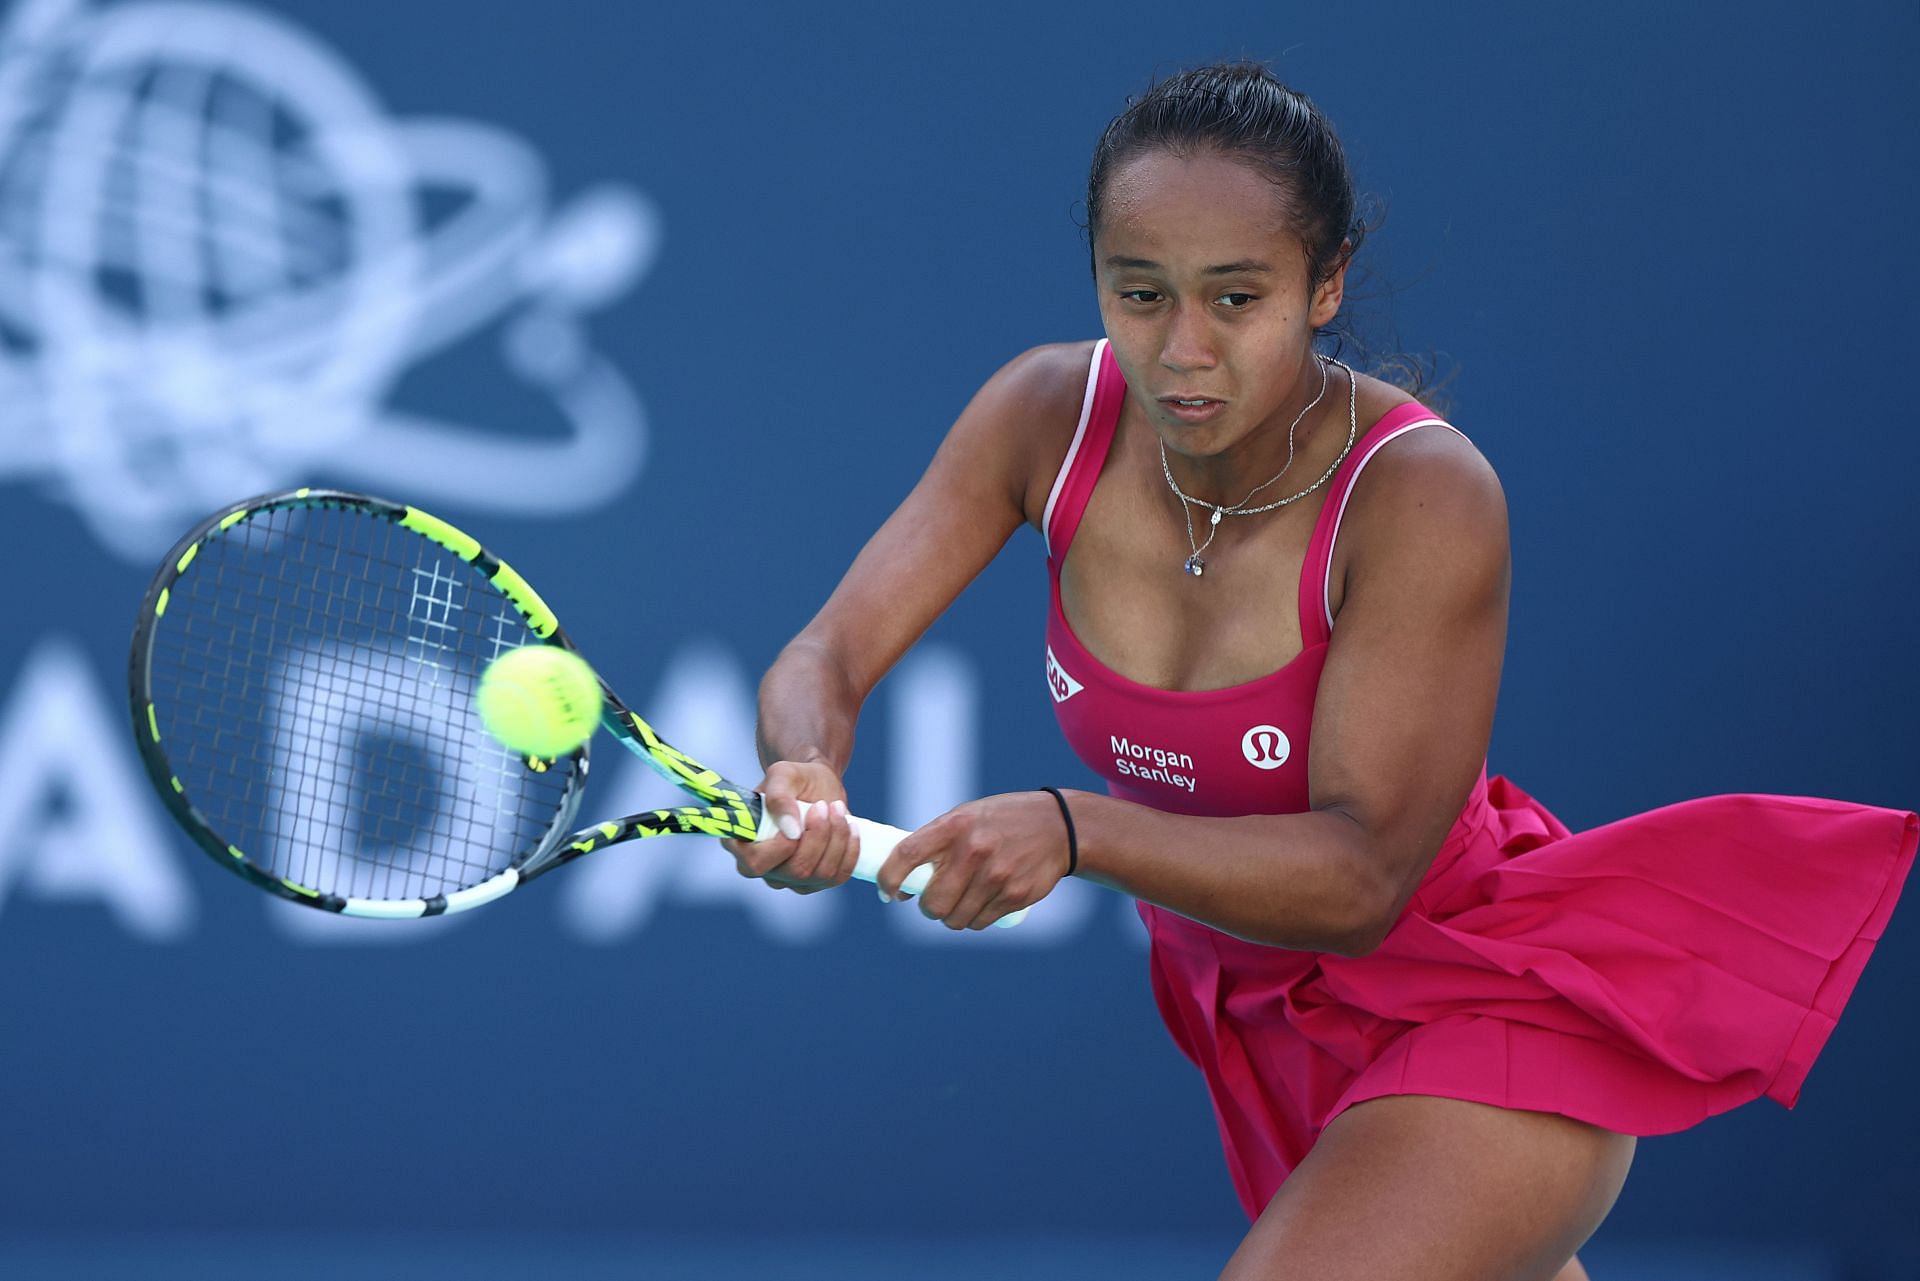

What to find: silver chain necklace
left=1159, top=354, right=1357, bottom=577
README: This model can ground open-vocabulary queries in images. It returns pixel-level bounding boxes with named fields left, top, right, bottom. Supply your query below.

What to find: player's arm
left=1070, top=430, right=1510, bottom=952
left=728, top=343, right=1091, bottom=886
left=753, top=342, right=1092, bottom=773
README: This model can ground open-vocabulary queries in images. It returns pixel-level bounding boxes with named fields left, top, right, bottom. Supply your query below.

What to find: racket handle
left=755, top=799, right=1029, bottom=928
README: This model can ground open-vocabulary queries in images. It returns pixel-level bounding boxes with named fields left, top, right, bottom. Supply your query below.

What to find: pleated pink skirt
left=1140, top=776, right=1917, bottom=1219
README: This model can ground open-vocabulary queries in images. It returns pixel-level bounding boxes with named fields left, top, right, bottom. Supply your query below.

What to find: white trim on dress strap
left=1042, top=338, right=1108, bottom=559
left=1323, top=417, right=1462, bottom=631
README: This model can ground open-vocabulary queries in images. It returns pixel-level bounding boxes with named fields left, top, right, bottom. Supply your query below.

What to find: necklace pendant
left=1183, top=554, right=1206, bottom=578
left=1209, top=509, right=1222, bottom=526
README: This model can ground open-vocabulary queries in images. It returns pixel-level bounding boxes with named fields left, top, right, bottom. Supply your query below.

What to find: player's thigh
left=1218, top=1093, right=1635, bottom=1281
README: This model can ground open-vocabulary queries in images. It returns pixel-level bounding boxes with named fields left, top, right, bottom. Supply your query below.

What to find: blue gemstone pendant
left=1183, top=554, right=1205, bottom=577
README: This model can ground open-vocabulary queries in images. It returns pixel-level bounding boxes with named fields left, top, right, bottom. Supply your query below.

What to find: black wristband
left=1038, top=786, right=1078, bottom=878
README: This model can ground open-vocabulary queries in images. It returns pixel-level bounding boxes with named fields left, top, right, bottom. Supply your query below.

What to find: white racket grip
left=754, top=799, right=1029, bottom=928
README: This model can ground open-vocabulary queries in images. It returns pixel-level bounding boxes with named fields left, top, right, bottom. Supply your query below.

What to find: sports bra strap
left=1298, top=406, right=1466, bottom=647
left=1041, top=340, right=1121, bottom=560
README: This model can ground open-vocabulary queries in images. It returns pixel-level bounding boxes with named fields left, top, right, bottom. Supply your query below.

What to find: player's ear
left=1306, top=239, right=1350, bottom=329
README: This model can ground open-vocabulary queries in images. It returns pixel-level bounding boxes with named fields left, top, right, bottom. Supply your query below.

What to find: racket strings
left=147, top=503, right=579, bottom=902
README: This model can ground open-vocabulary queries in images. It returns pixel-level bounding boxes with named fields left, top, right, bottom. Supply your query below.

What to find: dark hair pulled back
left=1085, top=62, right=1447, bottom=407
left=1087, top=62, right=1360, bottom=295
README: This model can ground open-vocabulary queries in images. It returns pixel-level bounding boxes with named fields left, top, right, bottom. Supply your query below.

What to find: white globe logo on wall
left=0, top=0, right=660, bottom=561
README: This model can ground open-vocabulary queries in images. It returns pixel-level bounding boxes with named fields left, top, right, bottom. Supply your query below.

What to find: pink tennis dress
left=1043, top=341, right=1917, bottom=1219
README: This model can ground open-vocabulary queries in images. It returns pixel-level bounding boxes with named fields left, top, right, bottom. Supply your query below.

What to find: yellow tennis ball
left=475, top=645, right=602, bottom=757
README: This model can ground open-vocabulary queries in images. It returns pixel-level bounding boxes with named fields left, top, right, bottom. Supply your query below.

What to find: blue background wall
left=0, top=0, right=1915, bottom=1276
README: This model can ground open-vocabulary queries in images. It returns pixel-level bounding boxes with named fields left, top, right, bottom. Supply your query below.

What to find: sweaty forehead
left=1098, top=149, right=1297, bottom=263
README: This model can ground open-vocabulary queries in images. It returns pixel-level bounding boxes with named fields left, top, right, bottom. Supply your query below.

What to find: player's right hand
left=721, top=759, right=861, bottom=894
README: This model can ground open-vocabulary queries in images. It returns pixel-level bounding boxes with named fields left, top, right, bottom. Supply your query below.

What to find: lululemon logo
left=1046, top=646, right=1084, bottom=704
left=1241, top=724, right=1291, bottom=770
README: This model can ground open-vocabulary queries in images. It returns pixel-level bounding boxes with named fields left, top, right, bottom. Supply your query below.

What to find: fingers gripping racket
left=128, top=488, right=1026, bottom=926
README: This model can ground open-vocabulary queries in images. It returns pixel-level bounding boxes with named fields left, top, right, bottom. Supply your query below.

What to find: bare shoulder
left=982, top=339, right=1098, bottom=411
left=1332, top=418, right=1510, bottom=615
left=953, top=341, right=1099, bottom=531
left=1355, top=421, right=1505, bottom=521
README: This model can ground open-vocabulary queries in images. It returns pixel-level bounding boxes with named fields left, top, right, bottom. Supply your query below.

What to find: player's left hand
left=876, top=791, right=1073, bottom=930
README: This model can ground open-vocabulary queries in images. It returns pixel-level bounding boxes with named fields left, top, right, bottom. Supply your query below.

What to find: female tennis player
left=721, top=63, right=1916, bottom=1280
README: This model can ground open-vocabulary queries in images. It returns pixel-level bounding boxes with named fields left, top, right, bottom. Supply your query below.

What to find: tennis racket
left=128, top=487, right=1027, bottom=926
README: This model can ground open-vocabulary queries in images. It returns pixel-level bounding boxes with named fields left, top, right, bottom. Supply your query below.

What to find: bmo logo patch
left=1241, top=724, right=1291, bottom=770
left=1046, top=646, right=1084, bottom=704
